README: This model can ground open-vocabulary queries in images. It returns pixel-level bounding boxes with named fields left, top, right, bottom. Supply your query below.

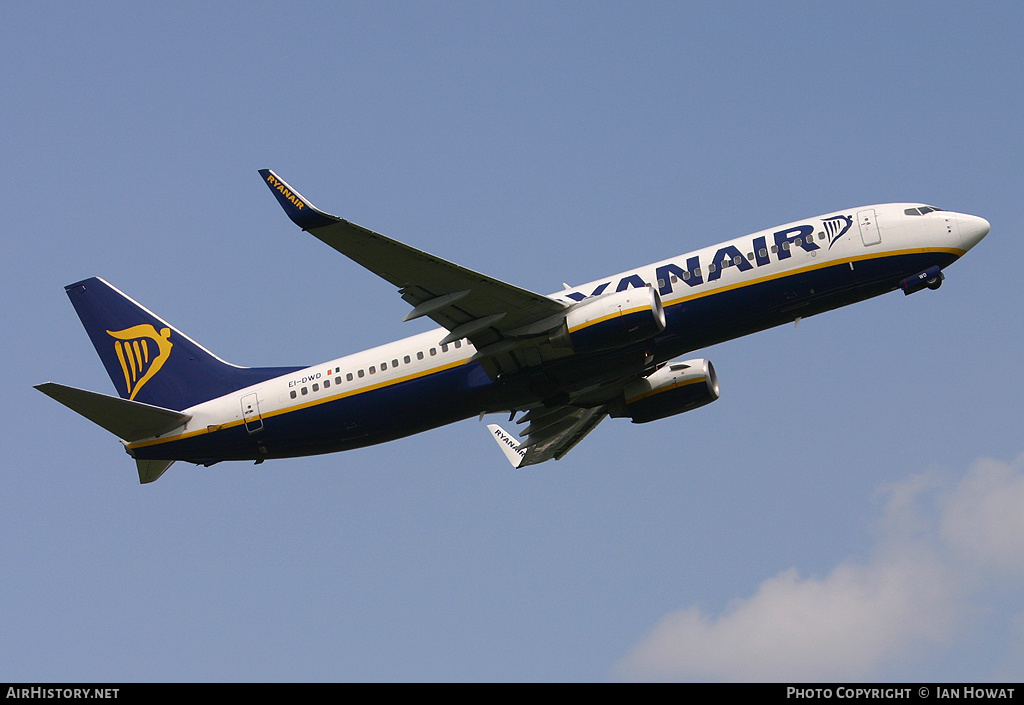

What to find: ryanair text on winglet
left=265, top=173, right=306, bottom=211
left=492, top=426, right=526, bottom=458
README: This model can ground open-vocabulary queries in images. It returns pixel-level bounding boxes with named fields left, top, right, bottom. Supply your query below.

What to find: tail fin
left=64, top=277, right=300, bottom=410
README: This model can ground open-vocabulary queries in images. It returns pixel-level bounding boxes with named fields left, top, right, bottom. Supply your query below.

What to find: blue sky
left=2, top=1, right=1022, bottom=682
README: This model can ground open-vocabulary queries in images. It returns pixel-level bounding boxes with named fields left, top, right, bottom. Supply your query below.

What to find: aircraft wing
left=260, top=170, right=571, bottom=374
left=487, top=405, right=607, bottom=468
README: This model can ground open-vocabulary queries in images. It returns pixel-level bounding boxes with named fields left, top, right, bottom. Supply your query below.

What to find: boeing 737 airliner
left=36, top=171, right=989, bottom=482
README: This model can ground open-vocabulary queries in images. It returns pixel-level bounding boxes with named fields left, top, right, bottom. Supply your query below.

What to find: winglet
left=487, top=424, right=526, bottom=468
left=258, top=169, right=340, bottom=230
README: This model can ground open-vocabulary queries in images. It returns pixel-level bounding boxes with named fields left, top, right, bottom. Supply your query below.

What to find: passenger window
left=733, top=255, right=742, bottom=265
left=404, top=355, right=411, bottom=363
left=417, top=351, right=424, bottom=360
left=346, top=373, right=353, bottom=381
left=430, top=348, right=437, bottom=356
left=323, top=380, right=330, bottom=388
left=335, top=376, right=341, bottom=384
left=747, top=252, right=754, bottom=260
left=682, top=271, right=690, bottom=280
left=441, top=344, right=449, bottom=353
left=771, top=245, right=778, bottom=253
left=358, top=369, right=364, bottom=378
left=392, top=358, right=399, bottom=366
left=381, top=362, right=387, bottom=371
left=369, top=366, right=376, bottom=374
left=759, top=248, right=768, bottom=257
left=312, top=383, right=319, bottom=392
left=290, top=390, right=297, bottom=399
left=453, top=341, right=461, bottom=349
left=708, top=264, right=716, bottom=273
left=301, top=387, right=308, bottom=395
left=671, top=275, right=678, bottom=283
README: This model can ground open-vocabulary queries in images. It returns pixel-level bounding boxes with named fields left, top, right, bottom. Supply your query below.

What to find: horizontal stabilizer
left=35, top=382, right=191, bottom=442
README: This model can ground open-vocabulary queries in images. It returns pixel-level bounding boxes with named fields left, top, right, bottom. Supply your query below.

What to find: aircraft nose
left=956, top=213, right=990, bottom=251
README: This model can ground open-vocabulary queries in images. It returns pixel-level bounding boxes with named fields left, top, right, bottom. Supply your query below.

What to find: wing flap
left=521, top=407, right=607, bottom=466
left=487, top=406, right=607, bottom=468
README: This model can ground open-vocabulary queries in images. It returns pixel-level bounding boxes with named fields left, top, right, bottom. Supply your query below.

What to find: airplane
left=35, top=171, right=990, bottom=483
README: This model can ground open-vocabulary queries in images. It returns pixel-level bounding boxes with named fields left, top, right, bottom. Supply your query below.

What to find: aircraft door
left=857, top=209, right=881, bottom=246
left=241, top=392, right=264, bottom=434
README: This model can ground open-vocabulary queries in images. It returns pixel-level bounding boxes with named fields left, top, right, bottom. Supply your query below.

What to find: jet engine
left=608, top=359, right=719, bottom=424
left=550, top=286, right=666, bottom=353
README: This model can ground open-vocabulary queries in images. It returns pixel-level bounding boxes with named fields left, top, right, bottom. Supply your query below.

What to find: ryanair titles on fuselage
left=563, top=218, right=850, bottom=302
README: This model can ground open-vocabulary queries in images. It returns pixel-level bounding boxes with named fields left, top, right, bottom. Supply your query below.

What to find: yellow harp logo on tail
left=107, top=325, right=174, bottom=400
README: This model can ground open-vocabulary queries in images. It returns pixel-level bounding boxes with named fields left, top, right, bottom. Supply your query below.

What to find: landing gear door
left=241, top=392, right=264, bottom=434
left=857, top=209, right=881, bottom=246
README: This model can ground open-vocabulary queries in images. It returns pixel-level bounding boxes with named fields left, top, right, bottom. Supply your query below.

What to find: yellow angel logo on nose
left=106, top=325, right=174, bottom=400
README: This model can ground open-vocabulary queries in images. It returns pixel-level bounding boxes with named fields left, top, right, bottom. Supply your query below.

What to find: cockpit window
left=904, top=206, right=945, bottom=216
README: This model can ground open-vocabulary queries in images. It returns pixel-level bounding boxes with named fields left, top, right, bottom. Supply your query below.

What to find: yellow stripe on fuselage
left=126, top=356, right=471, bottom=449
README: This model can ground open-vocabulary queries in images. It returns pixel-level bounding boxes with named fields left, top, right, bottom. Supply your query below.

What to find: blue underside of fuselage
left=133, top=250, right=956, bottom=464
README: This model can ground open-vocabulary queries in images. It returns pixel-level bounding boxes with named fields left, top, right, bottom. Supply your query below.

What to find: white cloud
left=617, top=554, right=956, bottom=681
left=616, top=453, right=1024, bottom=682
left=941, top=453, right=1024, bottom=575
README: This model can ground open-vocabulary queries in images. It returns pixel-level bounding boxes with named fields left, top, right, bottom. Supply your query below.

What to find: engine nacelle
left=551, top=286, right=666, bottom=353
left=609, top=359, right=720, bottom=424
